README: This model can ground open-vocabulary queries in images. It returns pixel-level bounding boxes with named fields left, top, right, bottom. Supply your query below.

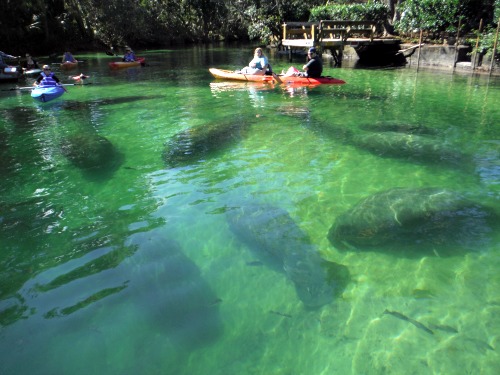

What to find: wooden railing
left=282, top=22, right=318, bottom=41
left=318, top=20, right=377, bottom=42
left=282, top=20, right=378, bottom=44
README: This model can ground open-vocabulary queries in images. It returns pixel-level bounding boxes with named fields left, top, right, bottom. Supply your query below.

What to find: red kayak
left=209, top=68, right=345, bottom=85
left=108, top=57, right=146, bottom=69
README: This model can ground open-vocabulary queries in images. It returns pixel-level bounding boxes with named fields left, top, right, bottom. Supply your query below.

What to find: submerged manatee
left=163, top=118, right=253, bottom=168
left=227, top=204, right=349, bottom=308
left=349, top=131, right=469, bottom=168
left=125, top=232, right=223, bottom=348
left=328, top=188, right=498, bottom=255
left=60, top=132, right=123, bottom=179
left=358, top=123, right=440, bottom=136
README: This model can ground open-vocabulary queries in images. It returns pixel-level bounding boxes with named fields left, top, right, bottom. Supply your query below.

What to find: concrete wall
left=404, top=44, right=471, bottom=68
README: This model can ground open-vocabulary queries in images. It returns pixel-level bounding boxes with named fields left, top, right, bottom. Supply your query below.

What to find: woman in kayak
left=34, top=65, right=61, bottom=86
left=123, top=47, right=136, bottom=62
left=239, top=47, right=269, bottom=75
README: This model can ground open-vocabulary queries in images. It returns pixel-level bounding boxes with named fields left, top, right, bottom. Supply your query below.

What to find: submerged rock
left=227, top=203, right=349, bottom=308
left=328, top=188, right=498, bottom=255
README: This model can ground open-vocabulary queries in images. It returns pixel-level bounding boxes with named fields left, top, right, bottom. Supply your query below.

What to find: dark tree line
left=1, top=1, right=498, bottom=55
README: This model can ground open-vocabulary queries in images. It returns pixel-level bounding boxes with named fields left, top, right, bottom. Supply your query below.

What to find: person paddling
left=62, top=51, right=77, bottom=63
left=23, top=53, right=39, bottom=70
left=34, top=65, right=61, bottom=86
left=284, top=47, right=323, bottom=78
left=123, top=47, right=136, bottom=62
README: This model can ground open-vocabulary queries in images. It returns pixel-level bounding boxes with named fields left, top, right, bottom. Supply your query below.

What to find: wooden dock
left=282, top=20, right=402, bottom=65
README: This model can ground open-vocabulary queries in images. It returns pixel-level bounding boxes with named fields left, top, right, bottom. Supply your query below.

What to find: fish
left=383, top=309, right=434, bottom=335
left=269, top=310, right=292, bottom=318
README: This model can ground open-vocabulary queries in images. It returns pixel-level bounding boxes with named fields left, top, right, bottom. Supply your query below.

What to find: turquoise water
left=0, top=46, right=499, bottom=374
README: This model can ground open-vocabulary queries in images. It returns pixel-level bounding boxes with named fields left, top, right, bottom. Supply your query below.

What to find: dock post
left=489, top=18, right=500, bottom=75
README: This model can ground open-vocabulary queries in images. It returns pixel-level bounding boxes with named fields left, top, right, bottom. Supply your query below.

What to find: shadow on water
left=327, top=187, right=500, bottom=258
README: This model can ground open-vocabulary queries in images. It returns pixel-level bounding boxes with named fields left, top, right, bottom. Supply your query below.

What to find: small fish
left=208, top=298, right=222, bottom=307
left=384, top=309, right=434, bottom=335
left=269, top=310, right=292, bottom=318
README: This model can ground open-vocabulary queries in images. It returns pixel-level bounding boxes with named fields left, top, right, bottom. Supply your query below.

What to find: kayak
left=0, top=66, right=22, bottom=82
left=61, top=61, right=78, bottom=70
left=31, top=85, right=65, bottom=103
left=209, top=68, right=274, bottom=83
left=209, top=68, right=346, bottom=85
left=108, top=57, right=146, bottom=69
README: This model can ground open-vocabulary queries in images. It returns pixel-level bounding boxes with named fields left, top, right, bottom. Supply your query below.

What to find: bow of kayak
left=31, top=86, right=65, bottom=103
left=108, top=57, right=146, bottom=69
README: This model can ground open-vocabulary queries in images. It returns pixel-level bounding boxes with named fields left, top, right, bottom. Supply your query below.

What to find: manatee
left=227, top=204, right=349, bottom=308
left=163, top=118, right=253, bottom=168
left=328, top=188, right=498, bottom=255
left=60, top=132, right=123, bottom=178
left=349, top=131, right=468, bottom=168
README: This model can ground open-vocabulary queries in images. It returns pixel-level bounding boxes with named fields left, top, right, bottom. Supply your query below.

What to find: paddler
left=34, top=65, right=61, bottom=86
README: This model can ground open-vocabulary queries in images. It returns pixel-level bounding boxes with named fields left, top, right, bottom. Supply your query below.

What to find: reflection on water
left=0, top=47, right=499, bottom=375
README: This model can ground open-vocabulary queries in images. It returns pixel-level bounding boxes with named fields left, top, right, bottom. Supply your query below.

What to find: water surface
left=0, top=46, right=499, bottom=374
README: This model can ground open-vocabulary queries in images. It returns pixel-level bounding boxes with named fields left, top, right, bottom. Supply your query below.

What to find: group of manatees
left=161, top=114, right=498, bottom=308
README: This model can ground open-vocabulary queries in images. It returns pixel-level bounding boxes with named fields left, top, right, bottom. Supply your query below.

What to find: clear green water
left=0, top=46, right=499, bottom=374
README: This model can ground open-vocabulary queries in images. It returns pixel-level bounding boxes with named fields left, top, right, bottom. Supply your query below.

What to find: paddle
left=2, top=83, right=91, bottom=91
left=52, top=60, right=85, bottom=64
left=272, top=73, right=283, bottom=84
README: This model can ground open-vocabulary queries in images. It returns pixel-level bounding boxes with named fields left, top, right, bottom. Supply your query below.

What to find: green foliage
left=394, top=0, right=495, bottom=33
left=309, top=2, right=390, bottom=23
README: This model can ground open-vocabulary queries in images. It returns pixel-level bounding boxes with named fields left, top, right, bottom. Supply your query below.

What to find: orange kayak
left=108, top=57, right=146, bottom=69
left=209, top=68, right=346, bottom=85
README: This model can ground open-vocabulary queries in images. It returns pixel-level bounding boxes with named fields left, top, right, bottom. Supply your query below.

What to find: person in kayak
left=34, top=65, right=61, bottom=86
left=284, top=47, right=323, bottom=78
left=23, top=53, right=39, bottom=70
left=0, top=51, right=19, bottom=69
left=239, top=47, right=269, bottom=75
left=123, top=47, right=136, bottom=62
left=62, top=51, right=77, bottom=63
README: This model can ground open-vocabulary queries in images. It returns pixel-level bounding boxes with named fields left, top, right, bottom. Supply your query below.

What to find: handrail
left=282, top=20, right=378, bottom=43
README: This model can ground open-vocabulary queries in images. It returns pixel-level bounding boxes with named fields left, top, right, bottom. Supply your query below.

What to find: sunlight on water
left=0, top=47, right=499, bottom=374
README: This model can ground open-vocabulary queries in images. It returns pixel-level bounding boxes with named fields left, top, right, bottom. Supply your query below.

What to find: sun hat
left=308, top=47, right=317, bottom=54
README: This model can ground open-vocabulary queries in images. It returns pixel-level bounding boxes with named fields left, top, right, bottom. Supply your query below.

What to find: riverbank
left=337, top=43, right=500, bottom=75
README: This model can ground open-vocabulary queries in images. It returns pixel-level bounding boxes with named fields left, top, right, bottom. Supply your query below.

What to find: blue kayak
left=31, top=85, right=65, bottom=103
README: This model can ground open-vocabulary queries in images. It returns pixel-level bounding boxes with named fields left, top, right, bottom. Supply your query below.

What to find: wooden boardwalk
left=282, top=20, right=401, bottom=65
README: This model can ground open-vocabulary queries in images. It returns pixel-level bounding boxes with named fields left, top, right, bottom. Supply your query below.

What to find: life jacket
left=40, top=72, right=58, bottom=87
